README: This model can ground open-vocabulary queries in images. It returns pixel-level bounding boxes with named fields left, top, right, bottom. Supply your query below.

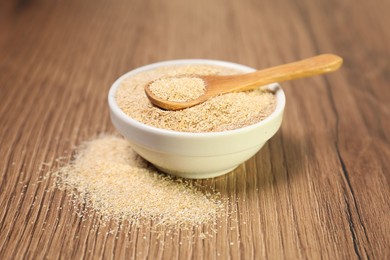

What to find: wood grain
left=1, top=0, right=389, bottom=259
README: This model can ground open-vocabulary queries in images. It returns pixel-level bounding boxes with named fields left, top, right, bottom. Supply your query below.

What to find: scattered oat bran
left=116, top=65, right=276, bottom=133
left=53, top=135, right=225, bottom=228
left=149, top=77, right=205, bottom=102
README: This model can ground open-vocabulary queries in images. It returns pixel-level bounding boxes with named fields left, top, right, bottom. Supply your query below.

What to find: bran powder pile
left=54, top=135, right=225, bottom=228
left=116, top=65, right=276, bottom=133
left=149, top=77, right=206, bottom=102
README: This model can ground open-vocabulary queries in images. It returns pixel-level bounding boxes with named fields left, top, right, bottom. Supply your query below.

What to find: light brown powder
left=116, top=65, right=276, bottom=133
left=54, top=135, right=225, bottom=228
left=149, top=77, right=206, bottom=102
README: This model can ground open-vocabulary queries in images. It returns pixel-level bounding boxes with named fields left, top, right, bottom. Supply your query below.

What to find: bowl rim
left=108, top=59, right=286, bottom=138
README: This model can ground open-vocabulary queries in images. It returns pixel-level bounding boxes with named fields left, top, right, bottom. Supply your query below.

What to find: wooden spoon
left=145, top=54, right=343, bottom=110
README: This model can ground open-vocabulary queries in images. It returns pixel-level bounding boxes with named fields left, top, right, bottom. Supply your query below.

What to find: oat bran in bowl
left=108, top=59, right=285, bottom=179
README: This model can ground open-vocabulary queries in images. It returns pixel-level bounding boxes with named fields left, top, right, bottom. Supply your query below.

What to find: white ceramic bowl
left=108, top=59, right=285, bottom=179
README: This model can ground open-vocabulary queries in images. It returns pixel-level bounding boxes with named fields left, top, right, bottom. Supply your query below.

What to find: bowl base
left=154, top=165, right=239, bottom=179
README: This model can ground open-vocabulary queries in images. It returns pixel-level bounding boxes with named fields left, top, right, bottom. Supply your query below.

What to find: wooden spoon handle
left=209, top=54, right=343, bottom=93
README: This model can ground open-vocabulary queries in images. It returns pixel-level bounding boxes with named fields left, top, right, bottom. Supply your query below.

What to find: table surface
left=1, top=0, right=389, bottom=259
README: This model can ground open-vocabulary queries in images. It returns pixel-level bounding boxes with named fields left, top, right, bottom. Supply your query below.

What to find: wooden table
left=1, top=0, right=389, bottom=259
